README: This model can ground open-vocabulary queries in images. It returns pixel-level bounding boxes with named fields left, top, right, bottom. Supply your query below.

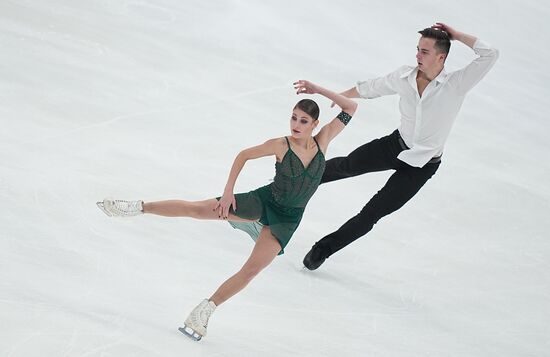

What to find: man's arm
left=329, top=87, right=359, bottom=108
left=433, top=22, right=499, bottom=94
left=340, top=87, right=361, bottom=99
left=432, top=22, right=477, bottom=48
left=327, top=62, right=411, bottom=108
left=354, top=66, right=408, bottom=99
left=329, top=66, right=407, bottom=108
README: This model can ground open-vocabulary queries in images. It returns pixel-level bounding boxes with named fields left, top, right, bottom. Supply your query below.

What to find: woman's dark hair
left=294, top=99, right=320, bottom=120
left=418, top=27, right=451, bottom=55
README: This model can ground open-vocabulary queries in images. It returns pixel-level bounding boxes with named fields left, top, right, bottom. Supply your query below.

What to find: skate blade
left=96, top=201, right=112, bottom=217
left=179, top=326, right=203, bottom=341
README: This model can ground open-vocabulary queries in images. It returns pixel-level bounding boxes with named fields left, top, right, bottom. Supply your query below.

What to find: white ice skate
left=96, top=198, right=143, bottom=217
left=178, top=299, right=217, bottom=341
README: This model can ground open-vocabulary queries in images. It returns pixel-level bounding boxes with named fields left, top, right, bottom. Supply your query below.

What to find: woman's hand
left=294, top=80, right=320, bottom=95
left=214, top=191, right=236, bottom=220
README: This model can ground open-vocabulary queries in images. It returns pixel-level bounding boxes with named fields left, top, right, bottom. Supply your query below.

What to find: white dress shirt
left=356, top=39, right=499, bottom=168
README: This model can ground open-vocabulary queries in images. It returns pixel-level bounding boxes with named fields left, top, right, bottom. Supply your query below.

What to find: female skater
left=97, top=80, right=357, bottom=340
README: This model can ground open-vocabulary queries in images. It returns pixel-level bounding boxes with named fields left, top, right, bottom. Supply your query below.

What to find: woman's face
left=290, top=108, right=318, bottom=139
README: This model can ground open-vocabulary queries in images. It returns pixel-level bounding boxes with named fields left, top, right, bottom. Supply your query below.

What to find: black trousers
left=317, top=130, right=441, bottom=257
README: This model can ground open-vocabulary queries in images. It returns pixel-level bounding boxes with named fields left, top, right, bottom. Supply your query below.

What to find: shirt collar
left=400, top=67, right=416, bottom=78
left=401, top=66, right=449, bottom=84
left=433, top=68, right=448, bottom=83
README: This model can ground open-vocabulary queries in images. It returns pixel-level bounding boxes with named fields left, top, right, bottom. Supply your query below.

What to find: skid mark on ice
left=17, top=84, right=289, bottom=147
left=61, top=328, right=78, bottom=357
left=399, top=287, right=424, bottom=309
left=76, top=316, right=129, bottom=357
left=3, top=332, right=128, bottom=357
left=78, top=224, right=134, bottom=300
left=6, top=333, right=41, bottom=357
left=125, top=0, right=176, bottom=24
left=0, top=297, right=128, bottom=354
left=243, top=300, right=416, bottom=319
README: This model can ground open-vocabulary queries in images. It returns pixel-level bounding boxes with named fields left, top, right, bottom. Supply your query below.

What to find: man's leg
left=304, top=162, right=440, bottom=270
left=321, top=131, right=403, bottom=184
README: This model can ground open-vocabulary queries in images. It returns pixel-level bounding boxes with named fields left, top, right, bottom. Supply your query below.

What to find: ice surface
left=1, top=1, right=549, bottom=356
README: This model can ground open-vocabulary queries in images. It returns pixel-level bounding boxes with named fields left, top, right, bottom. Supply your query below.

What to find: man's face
left=416, top=37, right=445, bottom=73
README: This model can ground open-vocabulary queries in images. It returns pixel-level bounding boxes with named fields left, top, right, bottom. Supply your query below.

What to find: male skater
left=303, top=22, right=499, bottom=270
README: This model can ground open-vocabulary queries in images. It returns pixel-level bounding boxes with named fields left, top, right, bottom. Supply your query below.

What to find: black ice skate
left=303, top=243, right=328, bottom=270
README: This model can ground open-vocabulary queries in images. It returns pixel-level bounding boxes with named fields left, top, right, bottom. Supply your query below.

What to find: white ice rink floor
left=1, top=1, right=549, bottom=356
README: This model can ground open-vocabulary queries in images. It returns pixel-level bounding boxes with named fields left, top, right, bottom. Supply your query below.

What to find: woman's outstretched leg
left=181, top=227, right=281, bottom=340
left=143, top=199, right=223, bottom=219
left=98, top=198, right=247, bottom=221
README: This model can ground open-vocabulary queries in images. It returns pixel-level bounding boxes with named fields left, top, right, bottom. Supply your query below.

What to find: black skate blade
left=96, top=202, right=112, bottom=217
left=179, top=326, right=202, bottom=341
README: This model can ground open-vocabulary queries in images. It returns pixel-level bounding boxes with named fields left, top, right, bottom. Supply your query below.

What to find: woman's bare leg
left=143, top=199, right=244, bottom=221
left=209, top=227, right=281, bottom=306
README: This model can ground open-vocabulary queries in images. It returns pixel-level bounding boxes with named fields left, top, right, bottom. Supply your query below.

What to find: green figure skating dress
left=225, top=136, right=325, bottom=254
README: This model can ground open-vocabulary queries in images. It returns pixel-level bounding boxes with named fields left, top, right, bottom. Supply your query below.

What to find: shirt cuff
left=473, top=38, right=492, bottom=50
left=355, top=81, right=367, bottom=98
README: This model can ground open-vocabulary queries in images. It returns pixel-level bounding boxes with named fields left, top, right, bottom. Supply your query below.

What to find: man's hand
left=431, top=22, right=458, bottom=40
left=432, top=22, right=477, bottom=49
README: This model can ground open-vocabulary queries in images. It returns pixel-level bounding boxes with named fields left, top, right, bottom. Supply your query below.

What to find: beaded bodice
left=270, top=137, right=325, bottom=208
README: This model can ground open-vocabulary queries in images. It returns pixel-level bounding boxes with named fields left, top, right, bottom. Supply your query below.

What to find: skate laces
left=199, top=301, right=215, bottom=323
left=107, top=199, right=143, bottom=216
left=192, top=300, right=216, bottom=327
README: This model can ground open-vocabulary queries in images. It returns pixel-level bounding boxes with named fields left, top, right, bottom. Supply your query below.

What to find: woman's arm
left=294, top=80, right=358, bottom=149
left=295, top=80, right=357, bottom=114
left=216, top=138, right=282, bottom=219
